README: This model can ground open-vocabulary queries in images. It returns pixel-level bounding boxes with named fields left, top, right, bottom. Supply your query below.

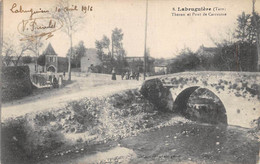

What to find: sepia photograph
left=0, top=0, right=260, bottom=163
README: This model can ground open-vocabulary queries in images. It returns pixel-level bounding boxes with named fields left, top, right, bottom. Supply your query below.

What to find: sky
left=3, top=0, right=260, bottom=59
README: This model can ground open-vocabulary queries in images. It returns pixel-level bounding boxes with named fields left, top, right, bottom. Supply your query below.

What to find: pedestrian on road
left=121, top=72, right=125, bottom=80
left=126, top=71, right=129, bottom=80
left=112, top=68, right=116, bottom=80
left=136, top=72, right=140, bottom=81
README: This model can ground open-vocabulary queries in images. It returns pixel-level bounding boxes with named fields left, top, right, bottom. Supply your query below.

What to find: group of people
left=111, top=68, right=140, bottom=81
left=121, top=71, right=140, bottom=80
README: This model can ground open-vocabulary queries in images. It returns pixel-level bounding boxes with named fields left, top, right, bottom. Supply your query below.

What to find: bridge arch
left=141, top=74, right=260, bottom=128
left=172, top=86, right=227, bottom=125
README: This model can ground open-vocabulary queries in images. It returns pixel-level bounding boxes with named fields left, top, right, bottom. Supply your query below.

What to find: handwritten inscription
left=17, top=17, right=63, bottom=41
left=10, top=3, right=93, bottom=18
left=10, top=2, right=93, bottom=41
left=10, top=3, right=49, bottom=19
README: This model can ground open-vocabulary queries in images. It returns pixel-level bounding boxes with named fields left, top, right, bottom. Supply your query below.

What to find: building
left=125, top=56, right=155, bottom=74
left=197, top=45, right=219, bottom=57
left=154, top=65, right=167, bottom=75
left=42, top=43, right=68, bottom=73
left=42, top=43, right=58, bottom=72
left=80, top=48, right=101, bottom=72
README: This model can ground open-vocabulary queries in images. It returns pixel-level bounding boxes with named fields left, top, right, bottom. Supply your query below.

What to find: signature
left=17, top=17, right=63, bottom=41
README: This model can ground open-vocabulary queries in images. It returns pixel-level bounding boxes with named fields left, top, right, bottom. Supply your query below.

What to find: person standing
left=112, top=68, right=116, bottom=80
left=121, top=71, right=125, bottom=80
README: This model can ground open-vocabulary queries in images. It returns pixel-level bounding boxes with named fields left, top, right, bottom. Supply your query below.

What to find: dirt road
left=2, top=74, right=142, bottom=120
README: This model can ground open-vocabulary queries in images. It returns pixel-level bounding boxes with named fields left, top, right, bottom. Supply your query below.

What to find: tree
left=27, top=37, right=44, bottom=72
left=168, top=47, right=201, bottom=73
left=2, top=39, right=15, bottom=66
left=95, top=35, right=111, bottom=61
left=235, top=12, right=251, bottom=42
left=52, top=0, right=85, bottom=81
left=67, top=41, right=86, bottom=68
left=252, top=0, right=260, bottom=71
left=37, top=54, right=46, bottom=66
left=12, top=42, right=31, bottom=66
left=22, top=56, right=32, bottom=64
left=95, top=40, right=104, bottom=60
left=94, top=28, right=127, bottom=74
left=112, top=28, right=125, bottom=59
left=2, top=35, right=31, bottom=66
left=206, top=10, right=260, bottom=72
left=101, top=35, right=111, bottom=54
left=234, top=11, right=260, bottom=44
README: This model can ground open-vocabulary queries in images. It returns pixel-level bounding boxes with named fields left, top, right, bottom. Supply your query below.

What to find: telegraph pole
left=143, top=0, right=148, bottom=80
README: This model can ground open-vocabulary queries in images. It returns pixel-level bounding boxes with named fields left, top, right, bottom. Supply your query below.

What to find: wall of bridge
left=141, top=72, right=260, bottom=128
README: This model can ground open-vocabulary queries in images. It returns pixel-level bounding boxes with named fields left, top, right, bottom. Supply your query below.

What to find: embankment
left=1, top=89, right=187, bottom=164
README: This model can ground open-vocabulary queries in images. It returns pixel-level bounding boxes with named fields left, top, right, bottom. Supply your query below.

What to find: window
left=49, top=57, right=56, bottom=62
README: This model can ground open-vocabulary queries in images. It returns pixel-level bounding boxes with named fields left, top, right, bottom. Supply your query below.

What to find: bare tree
left=2, top=35, right=31, bottom=66
left=52, top=0, right=85, bottom=81
left=27, top=37, right=44, bottom=73
left=2, top=40, right=15, bottom=66
left=13, top=42, right=31, bottom=66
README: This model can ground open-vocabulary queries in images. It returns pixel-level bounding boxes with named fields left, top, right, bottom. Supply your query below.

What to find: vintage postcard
left=1, top=0, right=260, bottom=163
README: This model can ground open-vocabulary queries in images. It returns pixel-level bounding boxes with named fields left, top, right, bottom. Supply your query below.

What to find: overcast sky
left=3, top=0, right=260, bottom=58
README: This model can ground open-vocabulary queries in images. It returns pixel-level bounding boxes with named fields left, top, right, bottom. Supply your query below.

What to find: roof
left=42, top=43, right=57, bottom=56
left=197, top=45, right=218, bottom=56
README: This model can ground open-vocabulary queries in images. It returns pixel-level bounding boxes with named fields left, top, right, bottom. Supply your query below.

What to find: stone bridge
left=140, top=72, right=260, bottom=128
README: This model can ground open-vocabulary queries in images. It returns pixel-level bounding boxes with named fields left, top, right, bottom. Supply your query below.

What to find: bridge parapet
left=141, top=72, right=260, bottom=128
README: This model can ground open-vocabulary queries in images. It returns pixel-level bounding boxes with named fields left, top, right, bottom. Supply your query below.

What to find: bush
left=1, top=66, right=33, bottom=101
left=1, top=117, right=64, bottom=163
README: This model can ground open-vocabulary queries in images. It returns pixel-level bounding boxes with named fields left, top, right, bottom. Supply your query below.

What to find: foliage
left=212, top=42, right=257, bottom=71
left=235, top=12, right=260, bottom=44
left=168, top=11, right=259, bottom=73
left=1, top=66, right=33, bottom=101
left=67, top=41, right=86, bottom=68
left=95, top=28, right=128, bottom=74
left=22, top=56, right=32, bottom=64
left=168, top=48, right=200, bottom=73
left=37, top=54, right=46, bottom=66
